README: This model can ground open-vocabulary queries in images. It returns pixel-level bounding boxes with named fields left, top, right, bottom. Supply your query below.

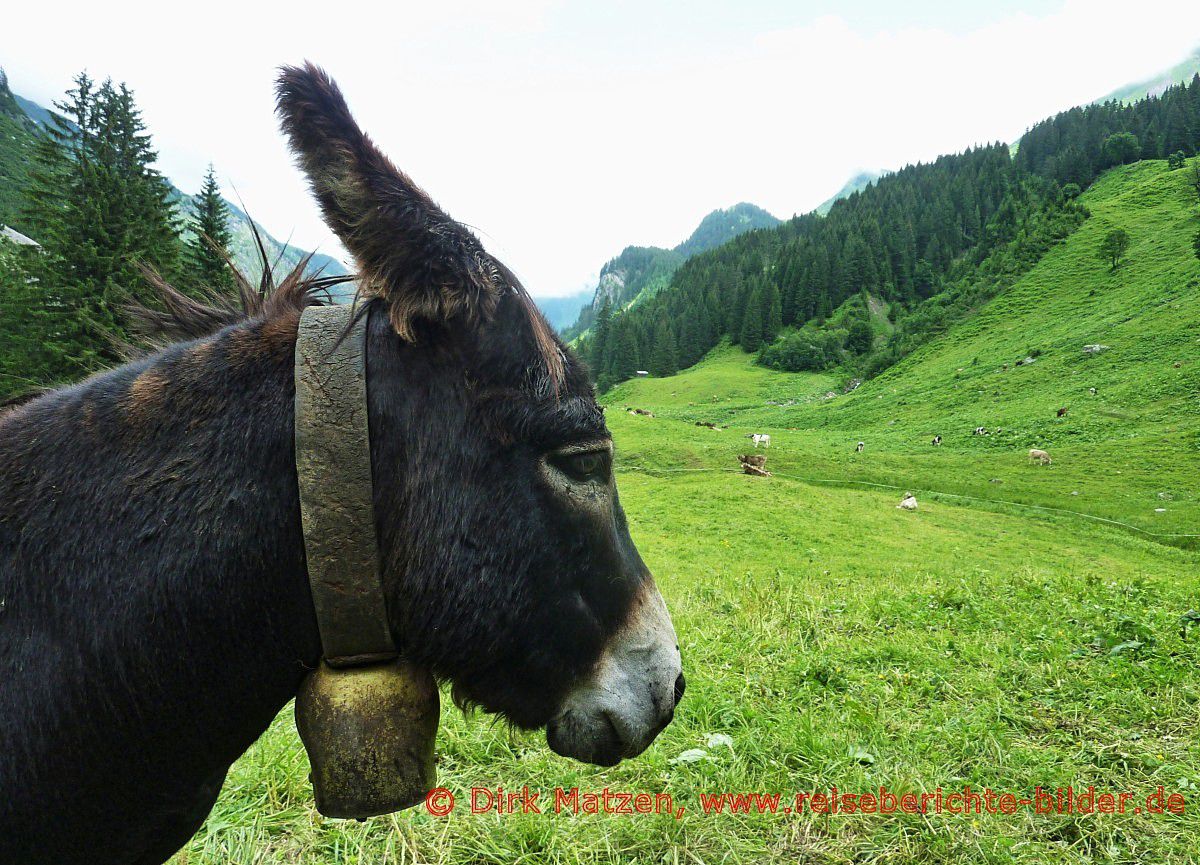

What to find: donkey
left=0, top=63, right=683, bottom=865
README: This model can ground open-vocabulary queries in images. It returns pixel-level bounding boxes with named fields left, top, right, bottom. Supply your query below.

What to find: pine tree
left=649, top=320, right=679, bottom=377
left=739, top=286, right=764, bottom=353
left=187, top=164, right=234, bottom=291
left=609, top=319, right=641, bottom=381
left=763, top=282, right=783, bottom=344
left=23, top=72, right=183, bottom=370
left=591, top=298, right=614, bottom=376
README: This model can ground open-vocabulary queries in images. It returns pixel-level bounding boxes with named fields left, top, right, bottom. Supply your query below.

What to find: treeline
left=562, top=204, right=778, bottom=342
left=0, top=71, right=234, bottom=399
left=1017, top=74, right=1200, bottom=187
left=581, top=75, right=1200, bottom=391
left=581, top=144, right=1044, bottom=388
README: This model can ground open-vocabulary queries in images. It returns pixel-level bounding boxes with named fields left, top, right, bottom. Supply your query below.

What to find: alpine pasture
left=178, top=162, right=1200, bottom=863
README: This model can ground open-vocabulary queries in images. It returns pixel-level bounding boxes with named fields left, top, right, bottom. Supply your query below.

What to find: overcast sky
left=4, top=1, right=1199, bottom=296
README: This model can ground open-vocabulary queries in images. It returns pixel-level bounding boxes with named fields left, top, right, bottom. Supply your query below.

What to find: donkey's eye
left=552, top=449, right=611, bottom=483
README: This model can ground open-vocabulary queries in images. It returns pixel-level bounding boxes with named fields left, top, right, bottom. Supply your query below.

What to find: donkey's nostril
left=673, top=672, right=686, bottom=708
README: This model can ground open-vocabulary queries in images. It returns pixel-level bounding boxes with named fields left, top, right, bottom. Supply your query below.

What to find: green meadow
left=178, top=162, right=1200, bottom=863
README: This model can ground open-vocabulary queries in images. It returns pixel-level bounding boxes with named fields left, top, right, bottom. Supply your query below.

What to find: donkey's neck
left=0, top=314, right=320, bottom=863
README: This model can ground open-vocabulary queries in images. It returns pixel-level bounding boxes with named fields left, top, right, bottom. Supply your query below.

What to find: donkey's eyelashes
left=551, top=449, right=611, bottom=484
left=546, top=439, right=613, bottom=484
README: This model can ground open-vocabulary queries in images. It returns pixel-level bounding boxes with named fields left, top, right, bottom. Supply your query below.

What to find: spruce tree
left=609, top=320, right=641, bottom=381
left=187, top=164, right=234, bottom=291
left=648, top=320, right=679, bottom=377
left=739, top=286, right=764, bottom=353
left=763, top=282, right=783, bottom=344
left=680, top=315, right=703, bottom=367
left=591, top=298, right=613, bottom=376
left=23, top=72, right=183, bottom=369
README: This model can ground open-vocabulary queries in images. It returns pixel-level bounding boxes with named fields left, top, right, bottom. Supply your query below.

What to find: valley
left=179, top=160, right=1200, bottom=865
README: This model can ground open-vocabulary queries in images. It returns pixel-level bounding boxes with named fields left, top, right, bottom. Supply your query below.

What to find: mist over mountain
left=815, top=171, right=884, bottom=216
left=1098, top=47, right=1200, bottom=104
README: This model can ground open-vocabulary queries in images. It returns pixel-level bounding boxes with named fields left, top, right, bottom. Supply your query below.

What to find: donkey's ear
left=275, top=62, right=501, bottom=339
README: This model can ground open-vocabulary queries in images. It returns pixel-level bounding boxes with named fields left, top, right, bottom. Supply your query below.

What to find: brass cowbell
left=295, top=658, right=439, bottom=818
left=294, top=303, right=439, bottom=820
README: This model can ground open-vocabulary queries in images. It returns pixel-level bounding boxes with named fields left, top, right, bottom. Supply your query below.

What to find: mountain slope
left=562, top=202, right=778, bottom=339
left=674, top=202, right=780, bottom=257
left=0, top=73, right=38, bottom=231
left=815, top=170, right=883, bottom=215
left=1099, top=47, right=1200, bottom=104
left=605, top=158, right=1200, bottom=541
left=534, top=288, right=593, bottom=331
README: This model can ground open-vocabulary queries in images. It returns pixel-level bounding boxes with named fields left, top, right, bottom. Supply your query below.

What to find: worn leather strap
left=294, top=303, right=397, bottom=667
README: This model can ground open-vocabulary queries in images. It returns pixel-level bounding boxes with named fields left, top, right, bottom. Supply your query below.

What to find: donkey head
left=276, top=64, right=682, bottom=766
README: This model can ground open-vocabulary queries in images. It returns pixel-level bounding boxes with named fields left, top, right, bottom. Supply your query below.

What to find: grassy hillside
left=181, top=159, right=1200, bottom=864
left=607, top=159, right=1200, bottom=543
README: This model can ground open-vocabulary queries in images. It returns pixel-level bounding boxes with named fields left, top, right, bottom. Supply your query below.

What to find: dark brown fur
left=0, top=63, right=665, bottom=865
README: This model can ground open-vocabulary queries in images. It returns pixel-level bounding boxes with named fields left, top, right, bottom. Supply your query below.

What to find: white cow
left=749, top=433, right=771, bottom=448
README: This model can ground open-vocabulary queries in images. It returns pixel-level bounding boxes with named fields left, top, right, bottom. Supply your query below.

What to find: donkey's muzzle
left=295, top=659, right=439, bottom=819
left=545, top=578, right=682, bottom=766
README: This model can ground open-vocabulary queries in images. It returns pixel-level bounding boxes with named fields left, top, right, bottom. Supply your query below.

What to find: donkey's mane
left=129, top=231, right=563, bottom=396
left=126, top=221, right=354, bottom=350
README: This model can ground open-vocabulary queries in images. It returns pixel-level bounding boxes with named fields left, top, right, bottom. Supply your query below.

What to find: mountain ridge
left=1098, top=47, right=1200, bottom=104
left=559, top=202, right=779, bottom=339
left=815, top=170, right=884, bottom=216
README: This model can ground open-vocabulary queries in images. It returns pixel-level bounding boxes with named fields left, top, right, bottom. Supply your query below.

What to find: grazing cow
left=1029, top=448, right=1052, bottom=465
left=931, top=435, right=942, bottom=446
left=0, top=65, right=683, bottom=865
left=974, top=426, right=989, bottom=436
left=738, top=454, right=769, bottom=476
left=855, top=441, right=865, bottom=453
left=1056, top=407, right=1069, bottom=418
left=748, top=433, right=771, bottom=448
